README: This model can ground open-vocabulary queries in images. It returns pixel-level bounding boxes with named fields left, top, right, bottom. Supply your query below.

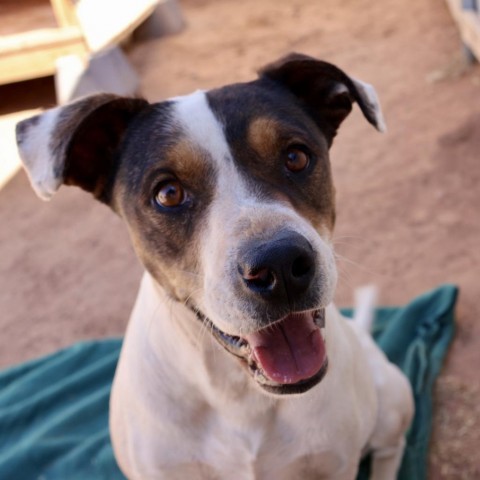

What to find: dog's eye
left=154, top=180, right=185, bottom=208
left=285, top=147, right=309, bottom=173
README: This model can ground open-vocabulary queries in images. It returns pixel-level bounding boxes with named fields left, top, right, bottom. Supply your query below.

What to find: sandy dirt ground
left=1, top=0, right=479, bottom=477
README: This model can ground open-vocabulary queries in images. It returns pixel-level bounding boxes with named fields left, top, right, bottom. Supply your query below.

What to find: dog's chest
left=161, top=400, right=357, bottom=480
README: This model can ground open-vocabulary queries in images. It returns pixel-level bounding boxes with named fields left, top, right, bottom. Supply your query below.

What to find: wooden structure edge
left=445, top=0, right=480, bottom=61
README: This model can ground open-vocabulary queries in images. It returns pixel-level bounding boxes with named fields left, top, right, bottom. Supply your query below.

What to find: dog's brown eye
left=285, top=147, right=309, bottom=172
left=154, top=180, right=185, bottom=208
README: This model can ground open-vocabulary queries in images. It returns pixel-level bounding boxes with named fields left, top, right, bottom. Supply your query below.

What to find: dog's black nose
left=238, top=231, right=315, bottom=300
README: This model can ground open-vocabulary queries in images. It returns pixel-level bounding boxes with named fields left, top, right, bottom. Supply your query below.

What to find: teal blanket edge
left=0, top=284, right=458, bottom=480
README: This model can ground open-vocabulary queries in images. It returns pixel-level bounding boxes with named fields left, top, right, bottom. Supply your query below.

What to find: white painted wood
left=75, top=0, right=158, bottom=52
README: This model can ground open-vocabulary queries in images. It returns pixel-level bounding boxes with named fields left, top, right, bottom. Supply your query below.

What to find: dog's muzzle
left=191, top=307, right=328, bottom=395
left=190, top=230, right=330, bottom=394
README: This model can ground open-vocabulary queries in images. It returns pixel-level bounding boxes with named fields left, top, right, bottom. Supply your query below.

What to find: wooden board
left=50, top=0, right=78, bottom=27
left=445, top=0, right=480, bottom=60
left=0, top=0, right=157, bottom=85
left=75, top=0, right=158, bottom=52
left=0, top=0, right=57, bottom=37
left=0, top=27, right=87, bottom=85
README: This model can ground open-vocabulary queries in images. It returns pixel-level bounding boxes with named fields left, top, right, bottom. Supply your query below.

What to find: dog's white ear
left=259, top=53, right=386, bottom=143
left=16, top=94, right=149, bottom=202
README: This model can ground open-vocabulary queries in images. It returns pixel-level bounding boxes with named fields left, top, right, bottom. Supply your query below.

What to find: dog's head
left=16, top=54, right=384, bottom=395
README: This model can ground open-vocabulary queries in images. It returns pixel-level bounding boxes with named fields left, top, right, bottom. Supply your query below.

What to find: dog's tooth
left=254, top=369, right=268, bottom=384
left=234, top=337, right=246, bottom=348
left=239, top=343, right=249, bottom=356
left=254, top=369, right=280, bottom=387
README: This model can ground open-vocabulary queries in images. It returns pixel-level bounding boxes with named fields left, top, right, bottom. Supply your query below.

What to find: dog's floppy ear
left=259, top=53, right=386, bottom=143
left=16, top=94, right=149, bottom=202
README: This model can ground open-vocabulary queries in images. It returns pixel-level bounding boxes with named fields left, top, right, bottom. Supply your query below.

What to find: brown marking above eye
left=155, top=180, right=185, bottom=208
left=145, top=137, right=213, bottom=211
left=285, top=147, right=309, bottom=172
left=247, top=117, right=280, bottom=159
left=247, top=117, right=313, bottom=173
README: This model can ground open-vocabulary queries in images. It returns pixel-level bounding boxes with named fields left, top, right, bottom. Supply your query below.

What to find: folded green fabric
left=0, top=285, right=457, bottom=480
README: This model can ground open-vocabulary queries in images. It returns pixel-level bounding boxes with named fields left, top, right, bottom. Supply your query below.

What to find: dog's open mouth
left=195, top=308, right=328, bottom=394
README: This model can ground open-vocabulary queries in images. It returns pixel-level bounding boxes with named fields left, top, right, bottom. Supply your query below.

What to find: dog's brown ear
left=259, top=53, right=386, bottom=143
left=16, top=94, right=149, bottom=202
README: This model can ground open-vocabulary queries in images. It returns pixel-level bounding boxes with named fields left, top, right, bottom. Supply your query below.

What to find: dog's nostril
left=291, top=254, right=312, bottom=279
left=242, top=267, right=276, bottom=291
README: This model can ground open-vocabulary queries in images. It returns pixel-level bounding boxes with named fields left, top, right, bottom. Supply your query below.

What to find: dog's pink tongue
left=245, top=313, right=326, bottom=385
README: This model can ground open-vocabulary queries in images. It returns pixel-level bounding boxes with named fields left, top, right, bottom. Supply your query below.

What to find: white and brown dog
left=16, top=54, right=413, bottom=480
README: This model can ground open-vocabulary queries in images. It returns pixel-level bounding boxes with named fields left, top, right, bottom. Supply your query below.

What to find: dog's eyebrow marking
left=247, top=117, right=323, bottom=157
left=247, top=117, right=280, bottom=159
left=172, top=91, right=232, bottom=166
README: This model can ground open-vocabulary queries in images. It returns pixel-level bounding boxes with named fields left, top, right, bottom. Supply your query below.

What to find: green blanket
left=0, top=285, right=458, bottom=480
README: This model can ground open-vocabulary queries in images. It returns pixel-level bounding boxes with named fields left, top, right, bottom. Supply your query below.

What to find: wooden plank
left=0, top=27, right=84, bottom=53
left=0, top=27, right=87, bottom=85
left=75, top=0, right=158, bottom=52
left=460, top=11, right=480, bottom=59
left=50, top=0, right=78, bottom=28
left=0, top=0, right=57, bottom=37
left=445, top=0, right=480, bottom=60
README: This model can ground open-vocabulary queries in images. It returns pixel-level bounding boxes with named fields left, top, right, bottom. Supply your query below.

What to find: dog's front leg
left=369, top=437, right=406, bottom=480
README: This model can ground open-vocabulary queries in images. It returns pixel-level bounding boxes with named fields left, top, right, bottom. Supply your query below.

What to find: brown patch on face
left=164, top=138, right=210, bottom=181
left=247, top=117, right=281, bottom=159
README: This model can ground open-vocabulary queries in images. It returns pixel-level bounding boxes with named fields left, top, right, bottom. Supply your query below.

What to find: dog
left=16, top=53, right=414, bottom=480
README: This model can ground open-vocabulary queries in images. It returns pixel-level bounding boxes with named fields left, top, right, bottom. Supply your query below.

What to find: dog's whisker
left=332, top=234, right=366, bottom=241
left=203, top=317, right=221, bottom=366
left=336, top=269, right=355, bottom=291
left=200, top=314, right=214, bottom=346
left=336, top=261, right=357, bottom=287
left=182, top=287, right=204, bottom=310
left=334, top=252, right=387, bottom=279
left=191, top=300, right=219, bottom=352
left=179, top=286, right=215, bottom=348
left=333, top=241, right=362, bottom=247
left=176, top=268, right=204, bottom=279
left=332, top=234, right=374, bottom=246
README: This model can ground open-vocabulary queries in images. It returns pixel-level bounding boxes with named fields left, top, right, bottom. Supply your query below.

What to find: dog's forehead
left=167, top=81, right=326, bottom=167
left=117, top=82, right=332, bottom=225
left=171, top=90, right=231, bottom=163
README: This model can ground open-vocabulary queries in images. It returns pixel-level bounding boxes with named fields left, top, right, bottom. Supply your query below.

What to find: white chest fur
left=110, top=274, right=378, bottom=480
